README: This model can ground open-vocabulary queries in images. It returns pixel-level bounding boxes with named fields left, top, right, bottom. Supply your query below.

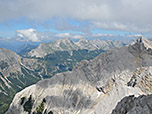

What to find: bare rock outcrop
left=112, top=94, right=152, bottom=114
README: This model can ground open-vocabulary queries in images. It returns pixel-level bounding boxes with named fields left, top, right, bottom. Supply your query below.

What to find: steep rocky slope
left=0, top=48, right=46, bottom=113
left=112, top=94, right=152, bottom=114
left=6, top=37, right=152, bottom=114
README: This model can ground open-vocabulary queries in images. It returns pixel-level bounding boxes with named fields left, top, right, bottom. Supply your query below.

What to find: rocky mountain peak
left=53, top=38, right=79, bottom=50
left=132, top=36, right=152, bottom=49
left=76, top=38, right=98, bottom=50
left=75, top=38, right=91, bottom=46
left=56, top=37, right=72, bottom=44
left=77, top=38, right=88, bottom=42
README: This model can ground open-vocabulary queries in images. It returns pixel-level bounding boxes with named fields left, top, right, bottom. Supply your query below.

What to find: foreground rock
left=112, top=94, right=152, bottom=114
left=6, top=37, right=152, bottom=114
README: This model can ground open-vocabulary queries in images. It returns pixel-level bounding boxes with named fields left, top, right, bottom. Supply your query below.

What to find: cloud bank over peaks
left=56, top=33, right=84, bottom=39
left=14, top=28, right=142, bottom=42
left=16, top=29, right=40, bottom=42
left=16, top=29, right=86, bottom=42
left=16, top=28, right=57, bottom=42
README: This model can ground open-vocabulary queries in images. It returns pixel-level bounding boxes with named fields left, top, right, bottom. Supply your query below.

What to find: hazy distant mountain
left=7, top=37, right=152, bottom=114
left=0, top=38, right=25, bottom=53
left=0, top=37, right=40, bottom=53
left=17, top=44, right=38, bottom=57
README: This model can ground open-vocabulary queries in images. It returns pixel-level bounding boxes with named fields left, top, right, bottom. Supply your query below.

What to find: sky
left=0, top=0, right=152, bottom=42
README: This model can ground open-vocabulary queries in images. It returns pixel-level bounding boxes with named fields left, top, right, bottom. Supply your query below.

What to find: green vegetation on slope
left=0, top=66, right=42, bottom=114
left=41, top=49, right=104, bottom=76
left=0, top=88, right=16, bottom=114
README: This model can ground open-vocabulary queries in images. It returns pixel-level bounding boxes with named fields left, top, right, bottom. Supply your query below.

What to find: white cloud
left=15, top=28, right=143, bottom=42
left=1, top=0, right=152, bottom=33
left=16, top=29, right=85, bottom=42
left=92, top=21, right=152, bottom=33
left=16, top=28, right=40, bottom=42
left=127, top=34, right=142, bottom=38
left=56, top=33, right=71, bottom=38
left=92, top=33, right=114, bottom=37
left=72, top=35, right=84, bottom=39
left=56, top=33, right=84, bottom=39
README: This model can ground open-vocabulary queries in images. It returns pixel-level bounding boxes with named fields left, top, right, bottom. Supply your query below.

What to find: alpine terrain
left=0, top=48, right=47, bottom=113
left=6, top=36, right=152, bottom=114
left=0, top=38, right=129, bottom=114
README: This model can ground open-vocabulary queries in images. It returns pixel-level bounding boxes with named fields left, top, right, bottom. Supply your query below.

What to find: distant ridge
left=28, top=38, right=130, bottom=57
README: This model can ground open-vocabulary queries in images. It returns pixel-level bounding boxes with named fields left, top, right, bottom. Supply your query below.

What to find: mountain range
left=28, top=38, right=130, bottom=58
left=6, top=36, right=152, bottom=114
left=0, top=38, right=130, bottom=114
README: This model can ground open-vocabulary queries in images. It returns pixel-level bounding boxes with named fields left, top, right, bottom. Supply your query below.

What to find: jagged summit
left=132, top=36, right=152, bottom=49
left=76, top=38, right=98, bottom=50
left=55, top=38, right=72, bottom=44
left=52, top=38, right=78, bottom=50
left=77, top=38, right=88, bottom=42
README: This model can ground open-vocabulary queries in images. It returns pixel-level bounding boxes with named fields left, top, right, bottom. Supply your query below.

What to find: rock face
left=0, top=48, right=46, bottom=113
left=0, top=48, right=46, bottom=91
left=28, top=38, right=129, bottom=58
left=112, top=94, right=152, bottom=114
left=6, top=36, right=152, bottom=114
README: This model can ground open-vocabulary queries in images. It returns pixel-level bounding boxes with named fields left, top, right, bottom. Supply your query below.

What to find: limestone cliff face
left=6, top=37, right=152, bottom=114
left=112, top=94, right=152, bottom=114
